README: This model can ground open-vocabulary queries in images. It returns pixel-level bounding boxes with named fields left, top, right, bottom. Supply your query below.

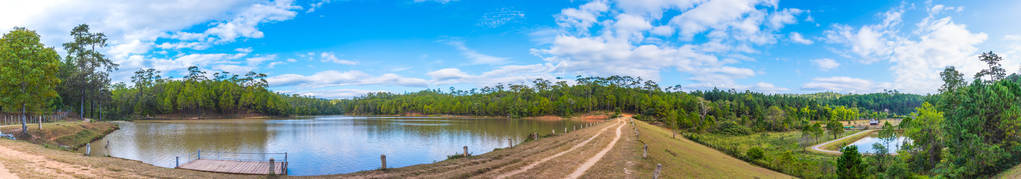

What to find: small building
left=869, top=119, right=879, bottom=125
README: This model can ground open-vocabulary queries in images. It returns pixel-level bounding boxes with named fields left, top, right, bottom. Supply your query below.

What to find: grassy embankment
left=632, top=120, right=792, bottom=178
left=682, top=127, right=856, bottom=178
left=815, top=130, right=876, bottom=152
left=0, top=121, right=117, bottom=150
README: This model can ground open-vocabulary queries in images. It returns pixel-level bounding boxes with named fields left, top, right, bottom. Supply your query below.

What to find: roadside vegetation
left=684, top=130, right=851, bottom=178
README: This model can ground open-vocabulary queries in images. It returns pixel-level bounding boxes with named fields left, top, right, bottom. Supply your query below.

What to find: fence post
left=269, top=158, right=276, bottom=176
left=653, top=163, right=662, bottom=179
left=463, top=146, right=469, bottom=157
left=643, top=144, right=647, bottom=158
left=380, top=154, right=387, bottom=169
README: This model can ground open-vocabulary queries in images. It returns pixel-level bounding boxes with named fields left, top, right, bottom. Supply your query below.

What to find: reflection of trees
left=127, top=120, right=271, bottom=167
left=358, top=117, right=586, bottom=142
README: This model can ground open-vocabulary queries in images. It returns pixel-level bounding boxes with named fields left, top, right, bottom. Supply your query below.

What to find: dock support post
left=463, top=146, right=469, bottom=157
left=269, top=158, right=276, bottom=176
left=653, top=163, right=662, bottom=179
left=381, top=154, right=387, bottom=169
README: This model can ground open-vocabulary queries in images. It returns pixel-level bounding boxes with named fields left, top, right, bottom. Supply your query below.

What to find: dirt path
left=0, top=162, right=17, bottom=179
left=566, top=118, right=624, bottom=178
left=811, top=129, right=874, bottom=155
left=0, top=140, right=100, bottom=178
left=495, top=118, right=621, bottom=178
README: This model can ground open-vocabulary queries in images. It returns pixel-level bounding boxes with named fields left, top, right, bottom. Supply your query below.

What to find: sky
left=2, top=0, right=1021, bottom=98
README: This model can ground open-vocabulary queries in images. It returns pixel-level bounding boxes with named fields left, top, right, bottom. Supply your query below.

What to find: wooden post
left=642, top=144, right=647, bottom=158
left=653, top=163, right=662, bottom=179
left=463, top=146, right=469, bottom=157
left=380, top=154, right=387, bottom=169
left=269, top=158, right=276, bottom=176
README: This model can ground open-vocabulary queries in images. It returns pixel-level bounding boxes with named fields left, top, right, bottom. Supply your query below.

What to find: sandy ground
left=566, top=118, right=624, bottom=178
left=495, top=118, right=621, bottom=178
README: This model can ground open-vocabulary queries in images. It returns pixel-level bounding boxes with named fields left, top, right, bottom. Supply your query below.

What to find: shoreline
left=38, top=113, right=612, bottom=177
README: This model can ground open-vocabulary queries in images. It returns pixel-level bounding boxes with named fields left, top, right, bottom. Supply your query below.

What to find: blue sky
left=2, top=0, right=1021, bottom=98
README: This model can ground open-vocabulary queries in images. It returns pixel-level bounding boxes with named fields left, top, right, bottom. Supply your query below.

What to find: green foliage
left=826, top=120, right=844, bottom=139
left=0, top=27, right=63, bottom=132
left=746, top=147, right=764, bottom=160
left=339, top=76, right=912, bottom=133
left=712, top=121, right=751, bottom=136
left=58, top=24, right=117, bottom=120
left=107, top=67, right=342, bottom=118
left=837, top=145, right=865, bottom=179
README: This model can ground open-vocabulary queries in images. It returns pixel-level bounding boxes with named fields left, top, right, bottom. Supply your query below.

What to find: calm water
left=85, top=116, right=588, bottom=176
left=846, top=135, right=912, bottom=154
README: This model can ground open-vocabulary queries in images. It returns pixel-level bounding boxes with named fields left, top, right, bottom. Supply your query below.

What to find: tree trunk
left=20, top=104, right=27, bottom=135
left=80, top=89, right=85, bottom=120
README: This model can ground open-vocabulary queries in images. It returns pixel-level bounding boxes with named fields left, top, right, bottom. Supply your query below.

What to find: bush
left=712, top=121, right=751, bottom=135
left=746, top=147, right=764, bottom=160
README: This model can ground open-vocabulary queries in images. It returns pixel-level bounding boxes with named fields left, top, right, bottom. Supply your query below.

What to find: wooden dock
left=178, top=159, right=286, bottom=175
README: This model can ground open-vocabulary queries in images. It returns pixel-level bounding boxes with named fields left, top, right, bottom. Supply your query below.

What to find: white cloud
left=320, top=52, right=358, bottom=65
left=161, top=0, right=300, bottom=50
left=445, top=40, right=509, bottom=65
left=267, top=70, right=428, bottom=88
left=532, top=0, right=806, bottom=90
left=479, top=8, right=525, bottom=28
left=285, top=88, right=382, bottom=99
left=812, top=58, right=839, bottom=71
left=823, top=4, right=988, bottom=93
left=802, top=76, right=887, bottom=93
left=413, top=0, right=457, bottom=4
left=789, top=32, right=813, bottom=45
left=427, top=64, right=557, bottom=86
left=0, top=0, right=316, bottom=83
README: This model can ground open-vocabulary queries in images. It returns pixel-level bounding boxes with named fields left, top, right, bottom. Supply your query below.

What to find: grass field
left=684, top=129, right=856, bottom=178
left=632, top=120, right=792, bottom=178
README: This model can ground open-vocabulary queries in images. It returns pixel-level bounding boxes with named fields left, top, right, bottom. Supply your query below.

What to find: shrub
left=746, top=147, right=764, bottom=160
left=712, top=121, right=751, bottom=135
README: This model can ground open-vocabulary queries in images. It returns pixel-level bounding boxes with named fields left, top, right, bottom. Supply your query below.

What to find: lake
left=846, top=134, right=912, bottom=154
left=84, top=116, right=589, bottom=176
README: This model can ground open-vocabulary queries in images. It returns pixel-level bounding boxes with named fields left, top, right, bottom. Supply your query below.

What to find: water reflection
left=87, top=116, right=586, bottom=176
left=846, top=135, right=912, bottom=154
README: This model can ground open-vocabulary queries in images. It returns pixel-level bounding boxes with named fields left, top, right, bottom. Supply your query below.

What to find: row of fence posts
left=630, top=119, right=662, bottom=179
left=375, top=122, right=599, bottom=171
left=0, top=112, right=71, bottom=126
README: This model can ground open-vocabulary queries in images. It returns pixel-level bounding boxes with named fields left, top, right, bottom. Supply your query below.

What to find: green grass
left=633, top=120, right=793, bottom=178
left=684, top=129, right=855, bottom=178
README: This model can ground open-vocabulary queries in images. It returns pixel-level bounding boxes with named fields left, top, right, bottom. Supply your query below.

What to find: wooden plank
left=178, top=159, right=285, bottom=175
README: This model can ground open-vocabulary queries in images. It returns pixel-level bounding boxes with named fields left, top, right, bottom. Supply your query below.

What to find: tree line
left=337, top=75, right=923, bottom=133
left=106, top=66, right=343, bottom=118
left=836, top=51, right=1021, bottom=178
